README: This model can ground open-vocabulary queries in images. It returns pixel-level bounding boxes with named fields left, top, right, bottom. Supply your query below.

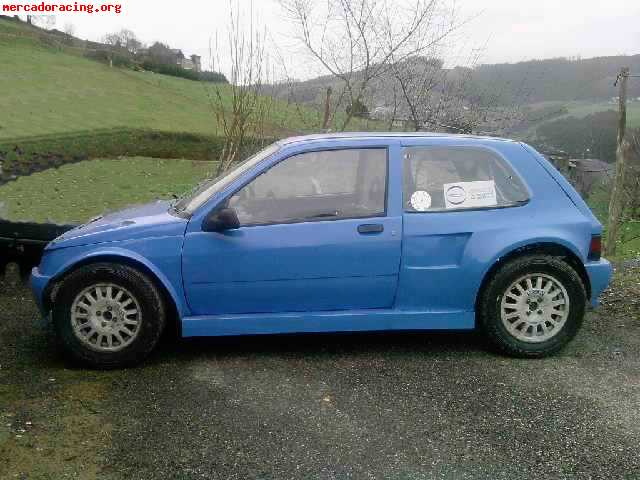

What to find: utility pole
left=606, top=67, right=632, bottom=256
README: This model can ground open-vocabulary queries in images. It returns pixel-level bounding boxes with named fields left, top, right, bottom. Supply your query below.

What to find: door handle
left=357, top=223, right=384, bottom=234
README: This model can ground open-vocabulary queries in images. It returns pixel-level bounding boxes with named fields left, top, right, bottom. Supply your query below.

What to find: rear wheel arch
left=475, top=242, right=591, bottom=314
left=46, top=254, right=181, bottom=337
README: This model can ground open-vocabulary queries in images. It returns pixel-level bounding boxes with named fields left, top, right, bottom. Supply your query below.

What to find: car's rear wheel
left=52, top=263, right=166, bottom=368
left=478, top=254, right=586, bottom=357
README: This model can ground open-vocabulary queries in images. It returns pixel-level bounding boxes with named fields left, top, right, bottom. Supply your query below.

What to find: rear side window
left=403, top=147, right=529, bottom=212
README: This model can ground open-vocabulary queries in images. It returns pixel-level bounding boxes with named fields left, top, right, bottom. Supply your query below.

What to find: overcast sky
left=56, top=0, right=640, bottom=79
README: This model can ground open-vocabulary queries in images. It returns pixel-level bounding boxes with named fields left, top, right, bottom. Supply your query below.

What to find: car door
left=182, top=145, right=402, bottom=315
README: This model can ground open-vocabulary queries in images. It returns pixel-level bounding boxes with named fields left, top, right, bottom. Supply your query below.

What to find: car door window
left=228, top=148, right=387, bottom=226
left=403, top=147, right=529, bottom=212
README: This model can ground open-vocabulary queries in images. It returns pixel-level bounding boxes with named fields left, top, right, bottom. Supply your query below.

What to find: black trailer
left=0, top=220, right=75, bottom=280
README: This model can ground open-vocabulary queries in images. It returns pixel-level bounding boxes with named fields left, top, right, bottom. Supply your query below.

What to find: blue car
left=31, top=133, right=612, bottom=368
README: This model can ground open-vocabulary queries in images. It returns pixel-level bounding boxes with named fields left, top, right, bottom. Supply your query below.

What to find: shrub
left=346, top=99, right=370, bottom=118
left=140, top=61, right=227, bottom=83
left=198, top=71, right=228, bottom=83
left=84, top=49, right=134, bottom=68
left=536, top=111, right=617, bottom=162
left=141, top=60, right=199, bottom=80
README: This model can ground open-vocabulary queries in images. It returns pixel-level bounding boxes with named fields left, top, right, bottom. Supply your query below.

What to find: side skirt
left=181, top=309, right=475, bottom=337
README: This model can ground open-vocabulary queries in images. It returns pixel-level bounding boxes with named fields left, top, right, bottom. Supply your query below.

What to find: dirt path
left=1, top=263, right=639, bottom=479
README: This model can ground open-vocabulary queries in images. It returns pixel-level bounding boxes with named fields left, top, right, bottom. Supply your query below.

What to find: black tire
left=478, top=254, right=586, bottom=358
left=52, top=263, right=166, bottom=369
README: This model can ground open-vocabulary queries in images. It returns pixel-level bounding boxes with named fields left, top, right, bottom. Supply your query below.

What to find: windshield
left=173, top=143, right=281, bottom=215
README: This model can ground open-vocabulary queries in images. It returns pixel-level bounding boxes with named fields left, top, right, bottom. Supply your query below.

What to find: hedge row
left=82, top=51, right=228, bottom=83
left=140, top=60, right=228, bottom=83
left=0, top=128, right=270, bottom=183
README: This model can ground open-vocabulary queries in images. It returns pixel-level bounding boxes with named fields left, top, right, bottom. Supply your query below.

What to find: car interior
left=227, top=148, right=387, bottom=225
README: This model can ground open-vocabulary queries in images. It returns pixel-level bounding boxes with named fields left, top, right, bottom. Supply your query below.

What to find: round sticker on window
left=410, top=190, right=432, bottom=211
left=445, top=185, right=467, bottom=205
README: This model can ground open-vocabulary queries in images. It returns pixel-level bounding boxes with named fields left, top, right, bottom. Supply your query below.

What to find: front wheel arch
left=46, top=255, right=181, bottom=337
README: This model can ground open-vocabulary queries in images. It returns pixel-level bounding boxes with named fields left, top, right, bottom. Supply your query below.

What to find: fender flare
left=487, top=236, right=583, bottom=270
left=51, top=246, right=189, bottom=318
left=474, top=236, right=589, bottom=309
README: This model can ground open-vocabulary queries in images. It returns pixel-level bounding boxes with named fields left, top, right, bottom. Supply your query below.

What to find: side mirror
left=202, top=207, right=240, bottom=232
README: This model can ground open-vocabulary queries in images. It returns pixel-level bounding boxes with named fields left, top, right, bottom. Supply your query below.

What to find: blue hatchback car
left=31, top=133, right=612, bottom=367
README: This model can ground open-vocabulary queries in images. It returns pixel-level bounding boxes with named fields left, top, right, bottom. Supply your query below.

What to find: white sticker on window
left=410, top=190, right=432, bottom=211
left=444, top=180, right=497, bottom=209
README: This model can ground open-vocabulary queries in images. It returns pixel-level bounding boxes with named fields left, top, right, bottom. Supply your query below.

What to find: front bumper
left=584, top=258, right=613, bottom=307
left=30, top=266, right=53, bottom=318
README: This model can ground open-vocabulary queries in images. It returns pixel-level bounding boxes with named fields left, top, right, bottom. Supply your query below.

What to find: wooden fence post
left=322, top=87, right=332, bottom=130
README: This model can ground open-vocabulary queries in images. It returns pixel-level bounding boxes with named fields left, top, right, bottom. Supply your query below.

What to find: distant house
left=369, top=106, right=392, bottom=121
left=186, top=55, right=202, bottom=72
left=567, top=159, right=614, bottom=197
left=170, top=49, right=201, bottom=72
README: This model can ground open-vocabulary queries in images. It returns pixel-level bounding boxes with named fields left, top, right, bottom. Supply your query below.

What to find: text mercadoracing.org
left=2, top=1, right=122, bottom=15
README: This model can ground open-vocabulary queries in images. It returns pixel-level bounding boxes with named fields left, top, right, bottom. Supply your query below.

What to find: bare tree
left=102, top=32, right=121, bottom=68
left=207, top=2, right=274, bottom=175
left=268, top=45, right=324, bottom=131
left=281, top=0, right=460, bottom=131
left=389, top=56, right=445, bottom=131
left=384, top=81, right=400, bottom=130
left=118, top=29, right=142, bottom=55
left=101, top=29, right=142, bottom=67
left=26, top=15, right=56, bottom=29
left=63, top=22, right=75, bottom=37
left=386, top=45, right=531, bottom=136
left=62, top=22, right=75, bottom=45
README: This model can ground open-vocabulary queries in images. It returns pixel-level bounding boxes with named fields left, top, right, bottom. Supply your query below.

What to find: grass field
left=0, top=157, right=214, bottom=223
left=0, top=34, right=307, bottom=140
left=565, top=101, right=640, bottom=127
left=527, top=100, right=640, bottom=130
left=587, top=186, right=640, bottom=261
left=0, top=17, right=364, bottom=142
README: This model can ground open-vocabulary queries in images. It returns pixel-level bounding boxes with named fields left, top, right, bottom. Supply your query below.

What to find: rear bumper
left=585, top=258, right=613, bottom=307
left=30, top=266, right=53, bottom=317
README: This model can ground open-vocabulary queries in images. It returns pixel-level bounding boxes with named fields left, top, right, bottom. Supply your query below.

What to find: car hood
left=47, top=200, right=188, bottom=250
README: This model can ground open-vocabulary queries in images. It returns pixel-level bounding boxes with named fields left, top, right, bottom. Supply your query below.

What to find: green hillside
left=470, top=56, right=640, bottom=105
left=0, top=17, right=336, bottom=142
left=0, top=157, right=214, bottom=223
left=0, top=17, right=368, bottom=226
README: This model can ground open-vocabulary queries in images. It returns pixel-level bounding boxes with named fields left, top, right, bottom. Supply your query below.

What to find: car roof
left=277, top=132, right=517, bottom=146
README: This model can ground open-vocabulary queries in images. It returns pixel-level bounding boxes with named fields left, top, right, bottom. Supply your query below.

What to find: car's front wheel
left=478, top=254, right=587, bottom=357
left=52, top=263, right=166, bottom=368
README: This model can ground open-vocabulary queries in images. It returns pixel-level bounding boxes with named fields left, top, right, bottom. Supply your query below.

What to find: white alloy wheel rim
left=70, top=283, right=142, bottom=352
left=500, top=273, right=570, bottom=343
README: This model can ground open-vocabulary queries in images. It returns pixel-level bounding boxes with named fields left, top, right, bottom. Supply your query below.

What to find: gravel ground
left=1, top=263, right=639, bottom=480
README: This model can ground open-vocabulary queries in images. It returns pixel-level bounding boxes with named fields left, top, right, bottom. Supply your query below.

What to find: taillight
left=588, top=235, right=602, bottom=261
